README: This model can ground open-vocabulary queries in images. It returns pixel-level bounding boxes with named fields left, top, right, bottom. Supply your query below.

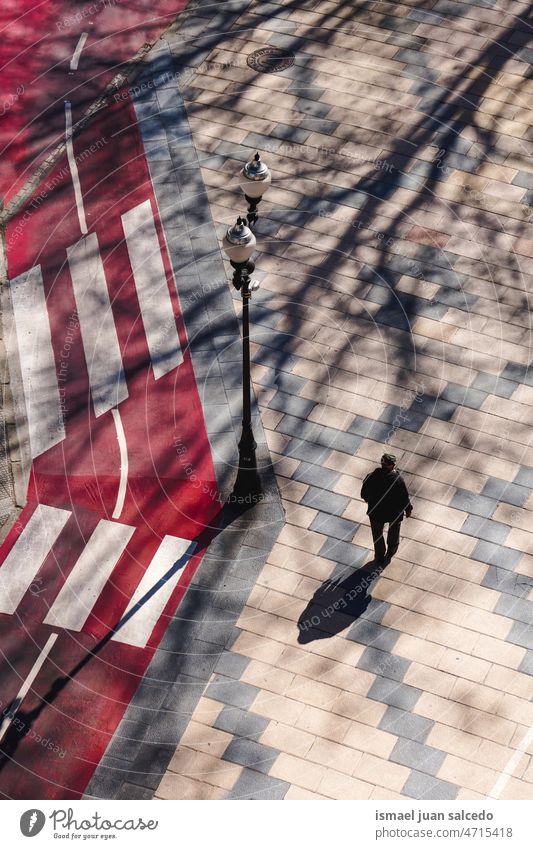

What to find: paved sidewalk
left=151, top=0, right=533, bottom=800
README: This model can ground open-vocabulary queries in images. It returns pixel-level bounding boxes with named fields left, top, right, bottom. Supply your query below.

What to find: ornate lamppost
left=239, top=152, right=271, bottom=228
left=222, top=217, right=261, bottom=499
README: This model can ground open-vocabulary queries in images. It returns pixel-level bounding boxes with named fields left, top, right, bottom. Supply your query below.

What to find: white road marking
left=9, top=266, right=66, bottom=458
left=121, top=199, right=184, bottom=380
left=488, top=724, right=533, bottom=798
left=111, top=408, right=128, bottom=520
left=112, top=535, right=196, bottom=648
left=44, top=519, right=135, bottom=631
left=0, top=505, right=71, bottom=615
left=65, top=100, right=88, bottom=234
left=70, top=32, right=88, bottom=71
left=0, top=633, right=59, bottom=743
left=67, top=233, right=128, bottom=417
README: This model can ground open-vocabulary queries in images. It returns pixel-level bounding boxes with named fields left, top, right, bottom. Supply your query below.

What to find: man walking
left=361, top=453, right=412, bottom=564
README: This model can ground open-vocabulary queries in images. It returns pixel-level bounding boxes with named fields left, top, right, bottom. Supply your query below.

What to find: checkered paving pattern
left=155, top=0, right=533, bottom=799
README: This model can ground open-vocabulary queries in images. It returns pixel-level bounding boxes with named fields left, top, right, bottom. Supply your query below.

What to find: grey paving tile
left=518, top=651, right=533, bottom=676
left=347, top=620, right=402, bottom=652
left=402, top=770, right=459, bottom=800
left=495, top=594, right=533, bottom=624
left=482, top=478, right=530, bottom=508
left=507, top=621, right=533, bottom=651
left=378, top=706, right=434, bottom=742
left=366, top=677, right=423, bottom=711
left=116, top=783, right=153, bottom=800
left=481, top=566, right=533, bottom=598
left=390, top=739, right=446, bottom=775
left=271, top=123, right=310, bottom=144
left=501, top=361, right=533, bottom=386
left=410, top=394, right=456, bottom=420
left=461, top=515, right=511, bottom=545
left=214, top=652, right=251, bottom=679
left=300, top=116, right=339, bottom=135
left=255, top=367, right=308, bottom=395
left=214, top=706, right=270, bottom=739
left=301, top=485, right=350, bottom=515
left=283, top=438, right=332, bottom=464
left=470, top=541, right=522, bottom=571
left=450, top=489, right=498, bottom=519
left=222, top=738, right=279, bottom=774
left=205, top=675, right=260, bottom=709
left=348, top=416, right=394, bottom=442
left=363, top=599, right=392, bottom=624
left=293, top=460, right=341, bottom=489
left=358, top=647, right=411, bottom=682
left=227, top=768, right=290, bottom=800
left=511, top=171, right=533, bottom=191
left=319, top=538, right=369, bottom=568
left=428, top=287, right=475, bottom=312
left=441, top=383, right=488, bottom=410
left=310, top=512, right=359, bottom=540
left=408, top=8, right=444, bottom=23
left=267, top=390, right=316, bottom=418
left=514, top=466, right=533, bottom=489
left=471, top=371, right=517, bottom=399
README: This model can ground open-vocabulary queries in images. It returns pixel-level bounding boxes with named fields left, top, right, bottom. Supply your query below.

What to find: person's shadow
left=297, top=562, right=384, bottom=644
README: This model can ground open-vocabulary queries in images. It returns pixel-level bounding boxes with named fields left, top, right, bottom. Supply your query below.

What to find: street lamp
left=239, top=152, right=271, bottom=228
left=222, top=217, right=261, bottom=499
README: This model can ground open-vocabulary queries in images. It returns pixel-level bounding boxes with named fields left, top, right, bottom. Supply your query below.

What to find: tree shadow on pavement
left=297, top=562, right=384, bottom=643
left=0, top=497, right=249, bottom=777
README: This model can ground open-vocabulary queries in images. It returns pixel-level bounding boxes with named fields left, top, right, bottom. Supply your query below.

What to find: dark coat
left=361, top=468, right=412, bottom=523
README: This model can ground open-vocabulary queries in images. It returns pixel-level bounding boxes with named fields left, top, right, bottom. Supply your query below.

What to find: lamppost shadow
left=297, top=562, right=385, bottom=644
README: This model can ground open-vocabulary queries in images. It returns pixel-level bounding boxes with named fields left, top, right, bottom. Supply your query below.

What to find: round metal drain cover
left=247, top=47, right=295, bottom=73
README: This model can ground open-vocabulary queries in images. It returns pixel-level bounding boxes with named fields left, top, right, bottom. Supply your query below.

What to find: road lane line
left=44, top=520, right=135, bottom=631
left=112, top=535, right=196, bottom=648
left=111, top=408, right=128, bottom=519
left=488, top=724, right=533, bottom=798
left=0, top=633, right=59, bottom=743
left=121, top=199, right=184, bottom=380
left=65, top=100, right=88, bottom=234
left=0, top=505, right=71, bottom=614
left=70, top=32, right=88, bottom=71
left=67, top=233, right=128, bottom=417
left=9, top=266, right=66, bottom=458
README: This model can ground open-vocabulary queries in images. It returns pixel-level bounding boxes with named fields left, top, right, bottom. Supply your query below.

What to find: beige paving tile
left=155, top=774, right=226, bottom=800
left=190, top=697, right=224, bottom=728
left=241, top=659, right=296, bottom=695
left=284, top=786, right=329, bottom=800
left=295, top=704, right=354, bottom=745
left=166, top=747, right=243, bottom=790
left=177, top=715, right=232, bottom=759
left=260, top=721, right=316, bottom=759
left=414, top=693, right=516, bottom=746
left=306, top=737, right=362, bottom=775
left=250, top=690, right=307, bottom=726
left=497, top=776, right=533, bottom=800
left=269, top=753, right=328, bottom=792
left=438, top=754, right=500, bottom=795
left=318, top=767, right=374, bottom=800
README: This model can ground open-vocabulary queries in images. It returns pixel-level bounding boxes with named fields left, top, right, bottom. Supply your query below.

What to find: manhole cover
left=247, top=47, right=295, bottom=73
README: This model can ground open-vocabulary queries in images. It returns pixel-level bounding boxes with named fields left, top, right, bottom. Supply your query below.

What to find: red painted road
left=0, top=0, right=188, bottom=202
left=0, top=2, right=223, bottom=799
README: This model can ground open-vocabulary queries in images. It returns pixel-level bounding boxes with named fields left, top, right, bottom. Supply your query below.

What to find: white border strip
left=65, top=100, right=88, bottom=234
left=70, top=32, right=88, bottom=71
left=0, top=633, right=58, bottom=742
left=488, top=724, right=533, bottom=798
left=111, top=408, right=128, bottom=519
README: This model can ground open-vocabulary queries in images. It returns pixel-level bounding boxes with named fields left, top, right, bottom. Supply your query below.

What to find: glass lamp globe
left=222, top=216, right=257, bottom=263
left=239, top=152, right=271, bottom=200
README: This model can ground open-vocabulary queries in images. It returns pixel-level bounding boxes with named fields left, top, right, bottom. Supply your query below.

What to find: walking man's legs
left=370, top=520, right=386, bottom=562
left=386, top=518, right=403, bottom=559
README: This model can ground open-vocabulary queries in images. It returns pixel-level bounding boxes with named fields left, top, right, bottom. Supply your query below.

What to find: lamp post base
left=230, top=423, right=262, bottom=505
